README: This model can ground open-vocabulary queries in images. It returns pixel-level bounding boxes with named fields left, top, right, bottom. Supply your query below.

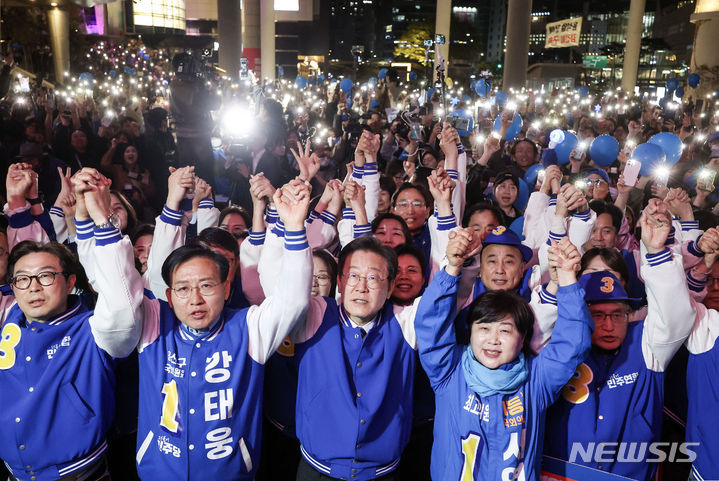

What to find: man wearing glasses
left=128, top=177, right=313, bottom=480
left=541, top=199, right=696, bottom=481
left=0, top=167, right=143, bottom=481
left=270, top=235, right=420, bottom=481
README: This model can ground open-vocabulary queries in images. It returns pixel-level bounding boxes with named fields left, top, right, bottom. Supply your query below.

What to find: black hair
left=312, top=248, right=338, bottom=297
left=9, top=241, right=93, bottom=297
left=385, top=160, right=406, bottom=180
left=130, top=223, right=155, bottom=245
left=218, top=206, right=251, bottom=232
left=589, top=200, right=623, bottom=233
left=510, top=138, right=538, bottom=159
left=371, top=213, right=412, bottom=247
left=394, top=244, right=427, bottom=280
left=195, top=227, right=239, bottom=259
left=391, top=182, right=433, bottom=209
left=579, top=248, right=630, bottom=285
left=379, top=175, right=397, bottom=198
left=110, top=190, right=138, bottom=234
left=465, top=290, right=535, bottom=354
left=161, top=245, right=230, bottom=286
left=338, top=236, right=398, bottom=282
left=463, top=202, right=503, bottom=228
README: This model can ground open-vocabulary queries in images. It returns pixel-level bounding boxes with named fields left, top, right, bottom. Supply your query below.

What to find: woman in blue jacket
left=415, top=229, right=593, bottom=480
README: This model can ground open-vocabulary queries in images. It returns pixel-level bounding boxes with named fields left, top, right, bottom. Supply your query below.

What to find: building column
left=503, top=0, right=532, bottom=90
left=621, top=0, right=646, bottom=93
left=242, top=0, right=261, bottom=75
left=218, top=0, right=242, bottom=79
left=689, top=0, right=719, bottom=100
left=47, top=6, right=70, bottom=84
left=260, top=0, right=275, bottom=81
left=434, top=0, right=451, bottom=75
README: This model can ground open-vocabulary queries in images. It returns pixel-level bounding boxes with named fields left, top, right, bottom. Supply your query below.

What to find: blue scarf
left=461, top=345, right=528, bottom=398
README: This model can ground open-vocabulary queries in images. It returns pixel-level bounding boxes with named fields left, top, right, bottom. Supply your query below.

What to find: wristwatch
left=95, top=212, right=121, bottom=230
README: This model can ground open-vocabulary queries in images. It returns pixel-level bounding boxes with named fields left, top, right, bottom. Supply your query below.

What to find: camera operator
left=223, top=125, right=294, bottom=212
left=331, top=112, right=365, bottom=179
left=169, top=52, right=220, bottom=188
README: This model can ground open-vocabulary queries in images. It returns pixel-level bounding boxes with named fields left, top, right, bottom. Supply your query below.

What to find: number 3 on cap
left=0, top=324, right=21, bottom=370
left=600, top=276, right=614, bottom=293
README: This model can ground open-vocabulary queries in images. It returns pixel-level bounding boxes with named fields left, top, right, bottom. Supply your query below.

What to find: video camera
left=172, top=52, right=217, bottom=82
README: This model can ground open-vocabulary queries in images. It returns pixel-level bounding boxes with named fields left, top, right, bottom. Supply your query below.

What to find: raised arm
left=534, top=237, right=593, bottom=406
left=246, top=178, right=313, bottom=363
left=73, top=168, right=144, bottom=358
left=427, top=168, right=457, bottom=280
left=193, top=176, right=220, bottom=233
left=439, top=123, right=466, bottom=224
left=145, top=166, right=194, bottom=300
left=50, top=167, right=76, bottom=244
left=640, top=198, right=696, bottom=372
left=416, top=228, right=482, bottom=390
left=5, top=163, right=50, bottom=248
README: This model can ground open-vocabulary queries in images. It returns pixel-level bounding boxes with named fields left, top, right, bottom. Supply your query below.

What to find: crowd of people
left=0, top=38, right=719, bottom=481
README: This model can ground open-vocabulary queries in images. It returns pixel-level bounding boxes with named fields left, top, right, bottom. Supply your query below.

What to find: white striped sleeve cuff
left=284, top=229, right=309, bottom=251
left=645, top=248, right=672, bottom=267
left=74, top=218, right=94, bottom=240
left=160, top=205, right=184, bottom=226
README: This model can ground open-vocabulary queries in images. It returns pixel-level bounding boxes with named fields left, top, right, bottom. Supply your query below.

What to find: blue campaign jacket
left=294, top=299, right=416, bottom=481
left=135, top=302, right=264, bottom=481
left=544, top=321, right=664, bottom=481
left=0, top=297, right=116, bottom=481
left=415, top=269, right=592, bottom=481
left=686, top=337, right=719, bottom=480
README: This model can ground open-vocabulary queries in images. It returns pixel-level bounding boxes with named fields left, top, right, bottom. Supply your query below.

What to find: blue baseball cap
left=481, top=225, right=533, bottom=263
left=579, top=271, right=640, bottom=304
left=584, top=168, right=610, bottom=185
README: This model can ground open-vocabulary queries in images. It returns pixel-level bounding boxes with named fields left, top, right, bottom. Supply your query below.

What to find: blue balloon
left=109, top=70, right=117, bottom=78
left=632, top=143, right=666, bottom=176
left=688, top=73, right=701, bottom=88
left=676, top=87, right=685, bottom=99
left=448, top=109, right=474, bottom=137
left=308, top=77, right=317, bottom=85
left=340, top=78, right=354, bottom=93
left=123, top=66, right=131, bottom=74
left=494, top=90, right=508, bottom=107
left=648, top=132, right=683, bottom=165
left=470, top=79, right=478, bottom=92
left=578, top=86, right=589, bottom=98
left=555, top=131, right=578, bottom=165
left=130, top=68, right=137, bottom=75
left=409, top=71, right=417, bottom=82
left=524, top=163, right=544, bottom=186
left=143, top=53, right=150, bottom=60
left=509, top=216, right=525, bottom=241
left=317, top=74, right=325, bottom=84
left=426, top=88, right=436, bottom=103
left=79, top=72, right=93, bottom=84
left=475, top=78, right=491, bottom=97
left=368, top=77, right=377, bottom=89
left=492, top=112, right=523, bottom=140
left=666, top=78, right=679, bottom=91
left=378, top=68, right=388, bottom=80
left=295, top=75, right=308, bottom=89
left=515, top=178, right=529, bottom=211
left=590, top=135, right=620, bottom=167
